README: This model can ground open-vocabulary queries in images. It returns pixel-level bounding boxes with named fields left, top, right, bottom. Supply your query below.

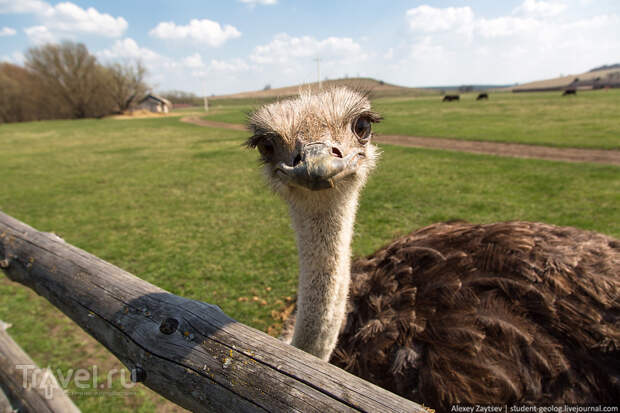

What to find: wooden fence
left=0, top=211, right=426, bottom=412
left=0, top=320, right=80, bottom=412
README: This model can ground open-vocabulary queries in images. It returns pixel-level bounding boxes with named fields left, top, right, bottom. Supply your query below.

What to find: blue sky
left=1, top=0, right=619, bottom=95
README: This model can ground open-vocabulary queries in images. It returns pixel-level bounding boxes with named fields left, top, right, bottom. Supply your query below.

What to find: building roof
left=139, top=94, right=172, bottom=106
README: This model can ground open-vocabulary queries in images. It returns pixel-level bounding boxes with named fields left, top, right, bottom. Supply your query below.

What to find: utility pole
left=314, top=57, right=321, bottom=90
left=202, top=83, right=208, bottom=112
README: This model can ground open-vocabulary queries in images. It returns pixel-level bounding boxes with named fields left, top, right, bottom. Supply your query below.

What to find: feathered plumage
left=331, top=221, right=619, bottom=408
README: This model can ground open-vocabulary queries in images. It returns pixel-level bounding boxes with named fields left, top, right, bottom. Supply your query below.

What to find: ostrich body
left=246, top=87, right=620, bottom=408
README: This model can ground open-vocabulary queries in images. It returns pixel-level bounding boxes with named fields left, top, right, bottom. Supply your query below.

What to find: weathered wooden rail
left=0, top=211, right=426, bottom=412
left=0, top=320, right=80, bottom=412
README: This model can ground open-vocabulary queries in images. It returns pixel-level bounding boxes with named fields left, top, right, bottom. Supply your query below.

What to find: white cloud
left=406, top=5, right=474, bottom=34
left=0, top=1, right=127, bottom=39
left=1, top=51, right=24, bottom=64
left=398, top=4, right=620, bottom=87
left=182, top=53, right=205, bottom=68
left=25, top=25, right=55, bottom=44
left=97, top=38, right=163, bottom=62
left=238, top=0, right=277, bottom=5
left=476, top=16, right=541, bottom=38
left=171, top=33, right=369, bottom=95
left=209, top=58, right=249, bottom=72
left=565, top=13, right=618, bottom=30
left=149, top=19, right=241, bottom=47
left=410, top=36, right=445, bottom=60
left=250, top=33, right=365, bottom=64
left=404, top=3, right=609, bottom=41
left=44, top=2, right=128, bottom=37
left=0, top=26, right=16, bottom=36
left=96, top=38, right=181, bottom=91
left=191, top=58, right=250, bottom=79
left=513, top=0, right=567, bottom=17
left=0, top=0, right=51, bottom=14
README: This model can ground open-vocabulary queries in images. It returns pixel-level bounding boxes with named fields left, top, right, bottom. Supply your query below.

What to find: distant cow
left=562, top=89, right=577, bottom=96
left=476, top=93, right=489, bottom=100
left=442, top=94, right=460, bottom=102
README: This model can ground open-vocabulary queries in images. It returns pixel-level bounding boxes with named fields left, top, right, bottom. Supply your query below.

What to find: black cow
left=476, top=93, right=489, bottom=100
left=442, top=94, right=460, bottom=102
left=562, top=89, right=577, bottom=96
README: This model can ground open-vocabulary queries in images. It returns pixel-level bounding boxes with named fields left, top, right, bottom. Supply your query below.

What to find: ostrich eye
left=257, top=139, right=275, bottom=159
left=352, top=116, right=372, bottom=142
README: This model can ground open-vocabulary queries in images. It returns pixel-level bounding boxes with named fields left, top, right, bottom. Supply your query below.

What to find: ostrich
left=245, top=87, right=619, bottom=408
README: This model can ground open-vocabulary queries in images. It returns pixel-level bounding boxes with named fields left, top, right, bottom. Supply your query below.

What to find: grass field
left=0, top=113, right=619, bottom=412
left=201, top=89, right=620, bottom=149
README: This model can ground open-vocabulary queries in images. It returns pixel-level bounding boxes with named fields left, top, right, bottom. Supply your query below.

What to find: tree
left=2, top=42, right=151, bottom=123
left=106, top=61, right=149, bottom=113
left=25, top=41, right=113, bottom=119
left=0, top=63, right=48, bottom=123
left=160, top=90, right=201, bottom=105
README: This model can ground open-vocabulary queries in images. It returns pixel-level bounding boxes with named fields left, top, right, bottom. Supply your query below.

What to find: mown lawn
left=0, top=115, right=618, bottom=411
left=202, top=89, right=620, bottom=150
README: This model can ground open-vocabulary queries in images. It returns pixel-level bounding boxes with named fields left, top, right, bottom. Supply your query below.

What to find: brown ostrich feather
left=289, top=221, right=619, bottom=408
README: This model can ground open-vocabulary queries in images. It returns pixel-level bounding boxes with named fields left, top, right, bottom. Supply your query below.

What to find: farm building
left=137, top=94, right=172, bottom=113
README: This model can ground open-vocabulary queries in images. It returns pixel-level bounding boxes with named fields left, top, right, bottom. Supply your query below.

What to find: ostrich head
left=246, top=87, right=381, bottom=210
left=246, top=87, right=382, bottom=360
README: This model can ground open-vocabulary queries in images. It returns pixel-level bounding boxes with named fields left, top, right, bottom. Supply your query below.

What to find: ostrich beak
left=275, top=142, right=362, bottom=191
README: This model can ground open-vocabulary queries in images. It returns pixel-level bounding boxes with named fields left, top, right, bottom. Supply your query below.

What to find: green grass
left=0, top=116, right=618, bottom=411
left=202, top=89, right=620, bottom=150
left=171, top=106, right=205, bottom=113
left=373, top=89, right=620, bottom=149
left=192, top=97, right=280, bottom=123
left=202, top=103, right=257, bottom=124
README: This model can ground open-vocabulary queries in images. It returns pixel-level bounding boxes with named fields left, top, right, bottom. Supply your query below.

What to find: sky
left=1, top=0, right=619, bottom=95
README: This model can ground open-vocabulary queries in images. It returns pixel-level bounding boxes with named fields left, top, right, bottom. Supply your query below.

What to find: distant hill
left=589, top=63, right=620, bottom=72
left=211, top=78, right=433, bottom=100
left=511, top=67, right=620, bottom=92
left=422, top=84, right=516, bottom=91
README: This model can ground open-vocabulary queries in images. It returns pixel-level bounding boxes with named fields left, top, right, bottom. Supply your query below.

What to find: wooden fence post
left=0, top=320, right=81, bottom=412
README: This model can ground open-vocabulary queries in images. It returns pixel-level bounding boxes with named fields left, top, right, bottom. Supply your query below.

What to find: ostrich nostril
left=331, top=147, right=343, bottom=158
left=293, top=153, right=302, bottom=166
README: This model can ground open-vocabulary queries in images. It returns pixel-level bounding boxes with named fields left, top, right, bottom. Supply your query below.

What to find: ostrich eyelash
left=347, top=111, right=383, bottom=129
left=245, top=132, right=278, bottom=149
left=361, top=111, right=383, bottom=124
left=245, top=134, right=263, bottom=149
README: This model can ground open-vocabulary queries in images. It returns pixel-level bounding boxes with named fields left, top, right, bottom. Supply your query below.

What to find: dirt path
left=181, top=116, right=620, bottom=166
left=376, top=135, right=620, bottom=165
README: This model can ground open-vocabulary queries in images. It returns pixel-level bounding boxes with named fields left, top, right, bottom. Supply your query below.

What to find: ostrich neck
left=289, top=191, right=360, bottom=360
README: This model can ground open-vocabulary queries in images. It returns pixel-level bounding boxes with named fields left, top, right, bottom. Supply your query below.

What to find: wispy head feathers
left=246, top=87, right=380, bottom=148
